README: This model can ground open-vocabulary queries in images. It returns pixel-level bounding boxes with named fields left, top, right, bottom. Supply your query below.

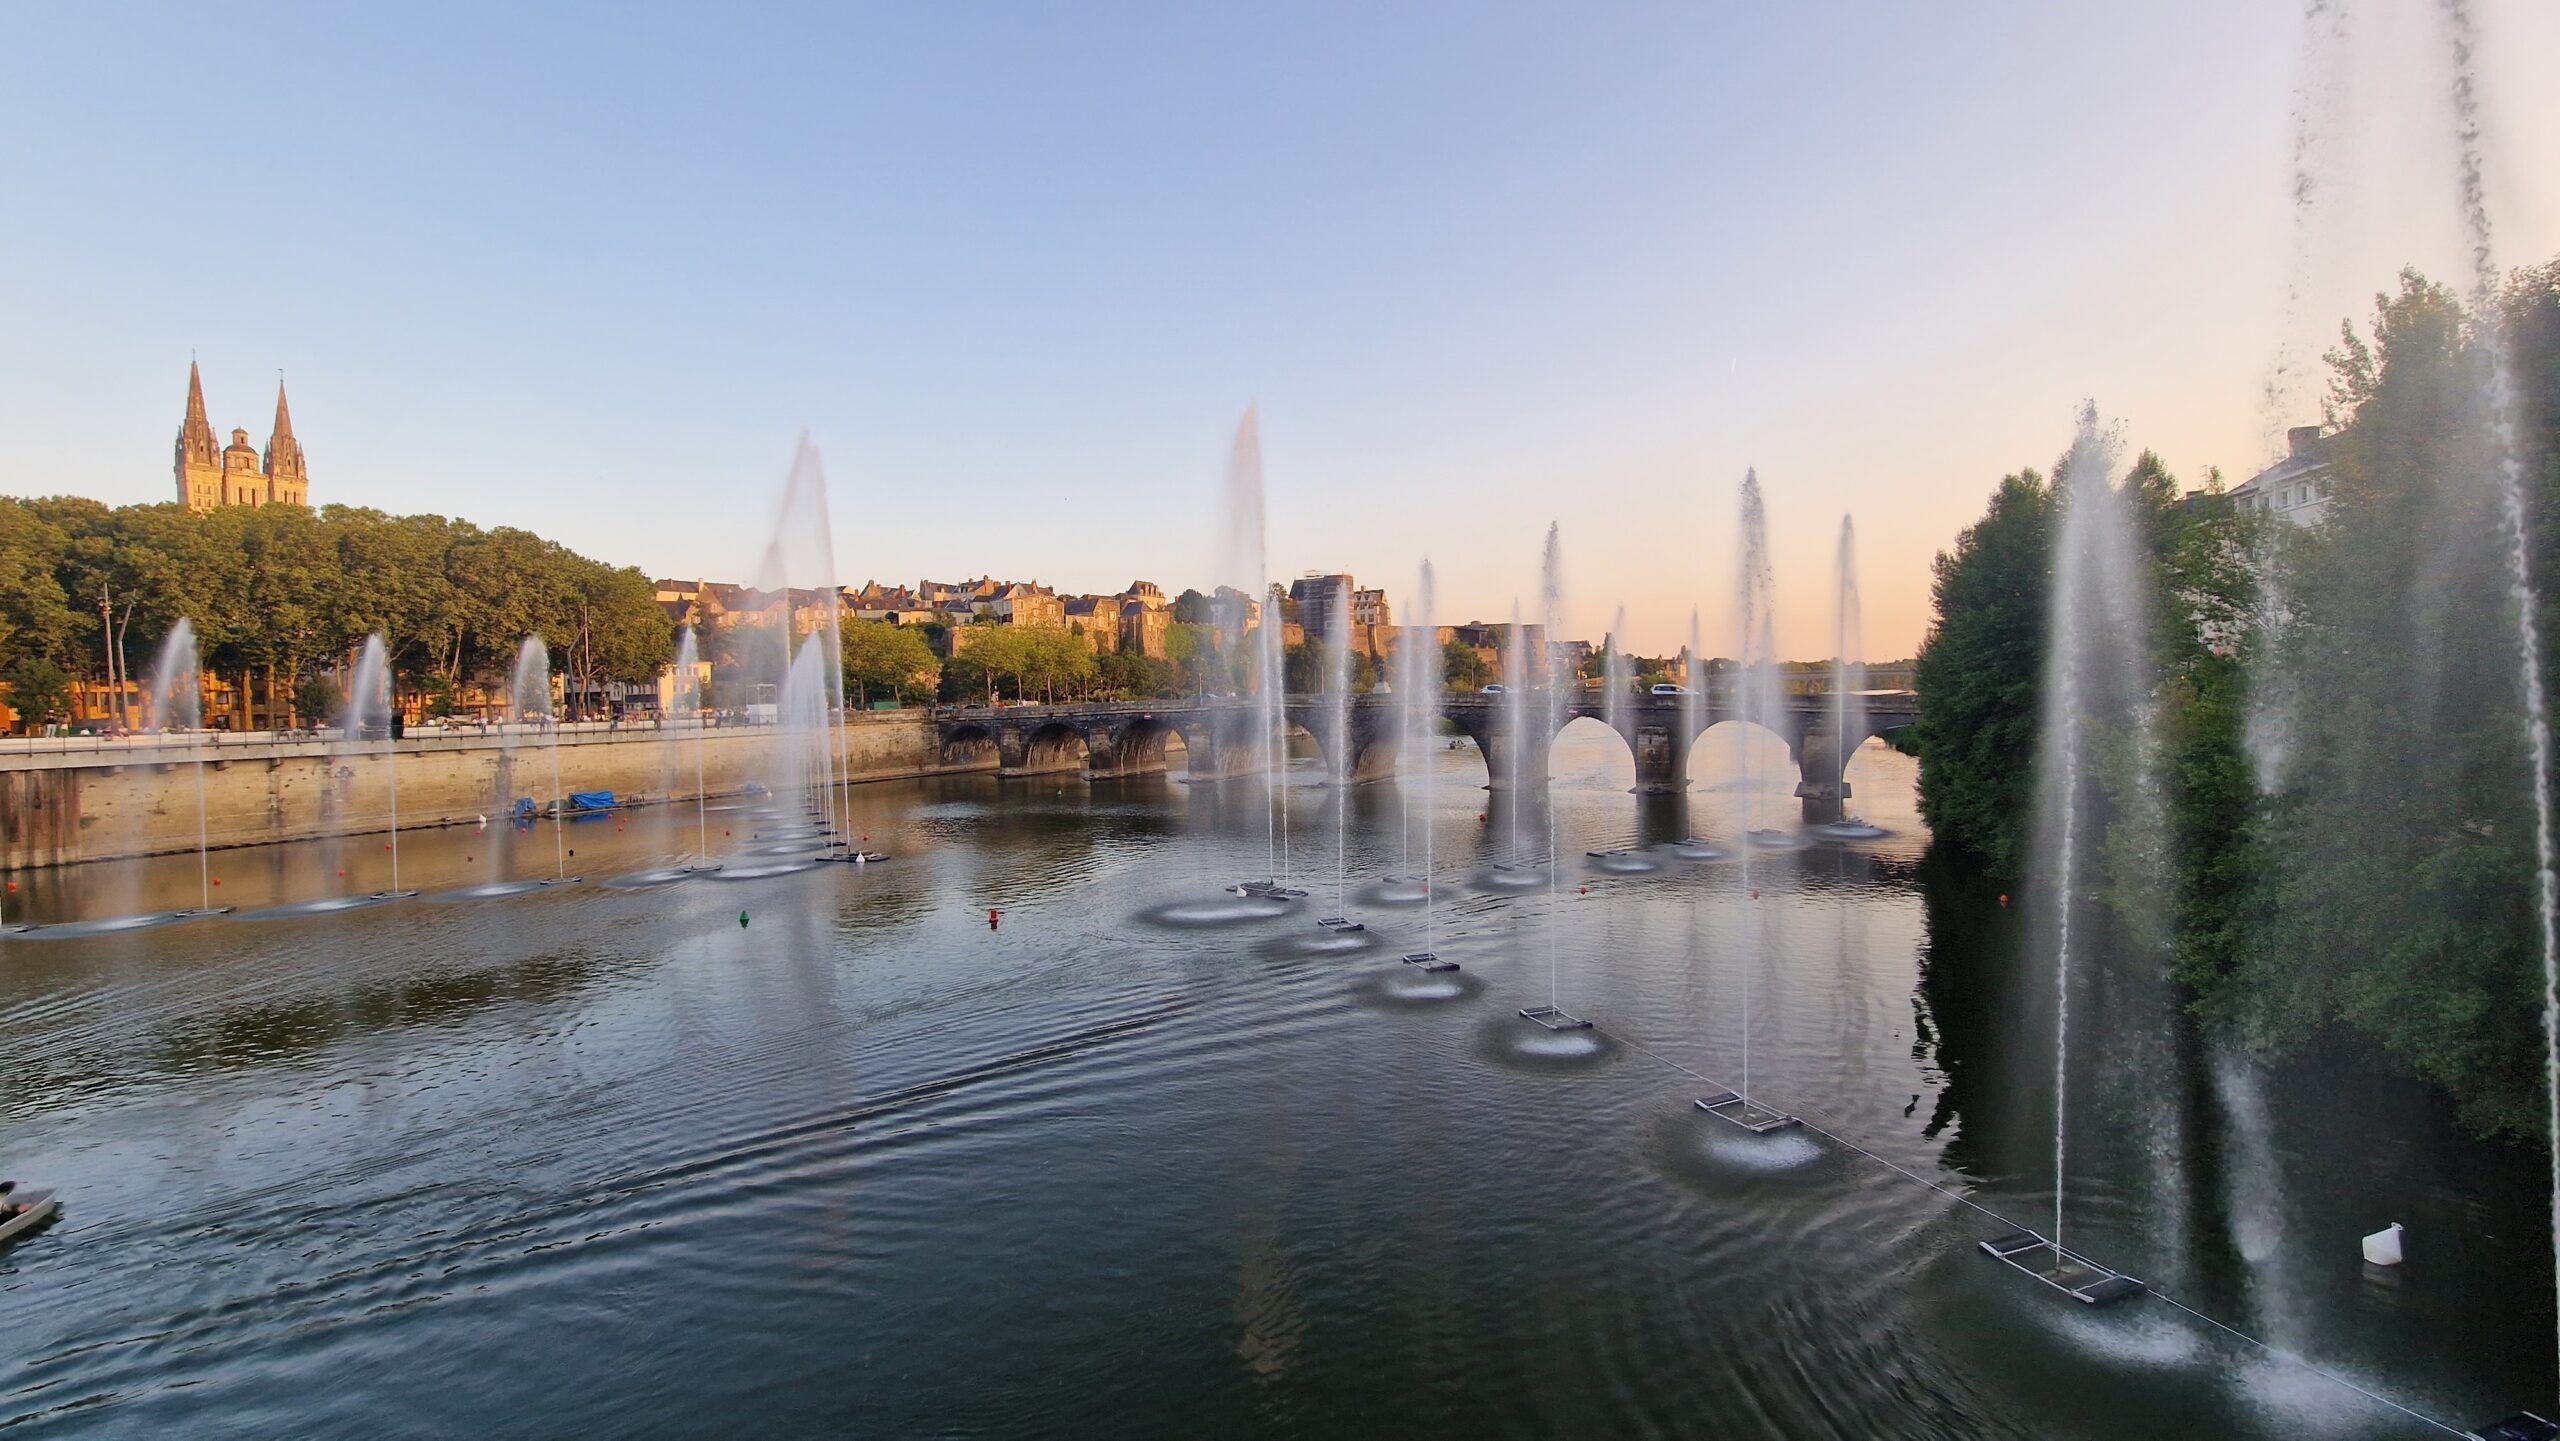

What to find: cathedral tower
left=175, top=363, right=312, bottom=511
left=263, top=380, right=307, bottom=506
left=175, top=361, right=222, bottom=509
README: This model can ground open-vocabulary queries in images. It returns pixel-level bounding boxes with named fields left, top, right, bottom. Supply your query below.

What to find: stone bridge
left=931, top=689, right=1919, bottom=822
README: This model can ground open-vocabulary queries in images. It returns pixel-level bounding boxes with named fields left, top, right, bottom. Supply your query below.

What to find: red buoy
left=988, top=908, right=1001, bottom=929
left=1999, top=893, right=2010, bottom=908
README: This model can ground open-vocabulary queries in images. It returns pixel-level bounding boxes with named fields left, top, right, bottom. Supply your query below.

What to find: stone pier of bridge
left=931, top=690, right=1915, bottom=822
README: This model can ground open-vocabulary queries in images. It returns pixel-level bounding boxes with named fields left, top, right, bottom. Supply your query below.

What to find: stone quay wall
left=0, top=714, right=982, bottom=871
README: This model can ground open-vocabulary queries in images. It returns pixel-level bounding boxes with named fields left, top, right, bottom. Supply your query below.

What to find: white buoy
left=2361, top=1222, right=2405, bottom=1266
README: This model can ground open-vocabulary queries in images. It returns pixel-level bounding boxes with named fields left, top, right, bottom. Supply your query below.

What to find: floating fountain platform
left=1977, top=1230, right=2145, bottom=1305
left=170, top=906, right=238, bottom=920
left=1229, top=880, right=1309, bottom=900
left=1663, top=838, right=1727, bottom=860
left=1401, top=952, right=1459, bottom=972
left=1693, top=1090, right=1799, bottom=1134
left=816, top=849, right=891, bottom=864
left=1518, top=1005, right=1592, bottom=1031
left=364, top=890, right=420, bottom=902
left=2469, top=1412, right=2560, bottom=1441
left=1744, top=828, right=1806, bottom=850
left=1809, top=818, right=1889, bottom=841
left=1316, top=916, right=1365, bottom=932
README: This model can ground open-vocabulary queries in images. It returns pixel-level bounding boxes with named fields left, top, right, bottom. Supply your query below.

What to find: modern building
left=175, top=361, right=309, bottom=511
left=2230, top=425, right=2335, bottom=527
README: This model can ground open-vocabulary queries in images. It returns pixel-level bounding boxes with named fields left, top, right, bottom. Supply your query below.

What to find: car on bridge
left=1651, top=683, right=1697, bottom=696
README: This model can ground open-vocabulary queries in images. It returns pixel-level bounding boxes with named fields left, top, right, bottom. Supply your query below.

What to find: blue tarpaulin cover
left=569, top=791, right=617, bottom=811
left=512, top=797, right=536, bottom=820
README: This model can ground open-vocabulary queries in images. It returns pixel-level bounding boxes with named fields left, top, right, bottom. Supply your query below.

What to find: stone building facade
left=175, top=362, right=309, bottom=511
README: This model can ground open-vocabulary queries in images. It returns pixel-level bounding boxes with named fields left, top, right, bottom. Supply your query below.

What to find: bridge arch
left=1687, top=717, right=1804, bottom=787
left=1548, top=714, right=1635, bottom=791
left=1108, top=716, right=1186, bottom=777
left=1010, top=721, right=1091, bottom=777
left=942, top=722, right=1000, bottom=771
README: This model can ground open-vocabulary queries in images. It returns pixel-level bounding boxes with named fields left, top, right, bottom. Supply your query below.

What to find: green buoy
left=739, top=910, right=749, bottom=928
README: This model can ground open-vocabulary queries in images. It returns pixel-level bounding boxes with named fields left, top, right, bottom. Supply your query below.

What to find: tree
left=1911, top=469, right=2053, bottom=878
left=3, top=656, right=72, bottom=731
left=1172, top=588, right=1214, bottom=624
left=1166, top=622, right=1228, bottom=695
left=2204, top=267, right=2552, bottom=1136
left=1441, top=640, right=1492, bottom=691
left=842, top=620, right=940, bottom=706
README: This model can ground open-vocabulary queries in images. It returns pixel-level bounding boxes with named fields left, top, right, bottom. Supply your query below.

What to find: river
left=0, top=727, right=2544, bottom=1437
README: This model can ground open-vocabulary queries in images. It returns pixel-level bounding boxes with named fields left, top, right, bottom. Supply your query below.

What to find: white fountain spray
left=1603, top=604, right=1629, bottom=742
left=1503, top=602, right=1527, bottom=869
left=2438, top=0, right=2560, bottom=1379
left=1539, top=523, right=1567, bottom=1012
left=1736, top=473, right=1777, bottom=1110
left=2245, top=1, right=2354, bottom=796
left=1409, top=562, right=1441, bottom=951
left=674, top=627, right=711, bottom=864
left=514, top=637, right=568, bottom=881
left=349, top=635, right=413, bottom=897
left=1833, top=517, right=1866, bottom=823
left=144, top=621, right=218, bottom=914
left=1684, top=608, right=1704, bottom=800
left=1326, top=576, right=1354, bottom=919
left=2034, top=407, right=2148, bottom=1265
left=1220, top=408, right=1286, bottom=885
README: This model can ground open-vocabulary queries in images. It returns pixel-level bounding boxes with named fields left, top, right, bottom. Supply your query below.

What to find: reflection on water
left=0, top=738, right=2543, bottom=1437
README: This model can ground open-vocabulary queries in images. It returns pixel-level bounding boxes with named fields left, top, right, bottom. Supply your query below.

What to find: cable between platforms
left=1596, top=1024, right=2467, bottom=1438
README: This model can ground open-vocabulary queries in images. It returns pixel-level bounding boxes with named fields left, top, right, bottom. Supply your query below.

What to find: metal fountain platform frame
left=363, top=890, right=420, bottom=902
left=1977, top=1229, right=2146, bottom=1306
left=1400, top=951, right=1459, bottom=972
left=1693, top=1090, right=1799, bottom=1134
left=1517, top=1005, right=1591, bottom=1031
left=1316, top=916, right=1366, bottom=932
left=2469, top=1411, right=2560, bottom=1441
left=1230, top=879, right=1309, bottom=900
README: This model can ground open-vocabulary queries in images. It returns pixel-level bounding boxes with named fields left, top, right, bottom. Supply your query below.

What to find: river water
left=0, top=728, right=2545, bottom=1437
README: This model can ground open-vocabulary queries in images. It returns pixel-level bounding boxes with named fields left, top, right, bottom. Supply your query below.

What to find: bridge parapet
left=925, top=690, right=1916, bottom=817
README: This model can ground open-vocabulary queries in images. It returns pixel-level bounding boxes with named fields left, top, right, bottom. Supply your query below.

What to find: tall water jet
left=1602, top=604, right=1630, bottom=741
left=2440, top=0, right=2560, bottom=1387
left=1683, top=607, right=1704, bottom=790
left=1517, top=524, right=1589, bottom=1036
left=348, top=636, right=416, bottom=899
left=143, top=620, right=225, bottom=917
left=1395, top=562, right=1454, bottom=969
left=513, top=637, right=575, bottom=883
left=1219, top=408, right=1296, bottom=899
left=2244, top=0, right=2353, bottom=798
left=672, top=627, right=716, bottom=869
left=1976, top=406, right=2152, bottom=1304
left=1317, top=576, right=1359, bottom=931
left=1697, top=472, right=1797, bottom=1132
left=1811, top=518, right=1884, bottom=841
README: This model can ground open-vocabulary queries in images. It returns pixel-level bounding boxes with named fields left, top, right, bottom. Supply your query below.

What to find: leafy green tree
left=4, top=656, right=72, bottom=730
left=2206, top=268, right=2552, bottom=1136
left=842, top=620, right=940, bottom=706
left=1911, top=469, right=2054, bottom=878
left=1441, top=640, right=1492, bottom=691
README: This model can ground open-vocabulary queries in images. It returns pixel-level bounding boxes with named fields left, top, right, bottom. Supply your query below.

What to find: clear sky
left=3, top=2, right=2554, bottom=659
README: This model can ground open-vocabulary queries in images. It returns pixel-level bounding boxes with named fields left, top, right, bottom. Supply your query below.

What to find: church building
left=175, top=361, right=309, bottom=510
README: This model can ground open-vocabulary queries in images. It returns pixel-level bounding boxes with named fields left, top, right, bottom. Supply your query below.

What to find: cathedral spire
left=180, top=360, right=214, bottom=451
left=263, top=374, right=308, bottom=495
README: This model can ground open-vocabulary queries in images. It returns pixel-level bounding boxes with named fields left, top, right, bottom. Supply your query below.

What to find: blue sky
left=3, top=2, right=2554, bottom=656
